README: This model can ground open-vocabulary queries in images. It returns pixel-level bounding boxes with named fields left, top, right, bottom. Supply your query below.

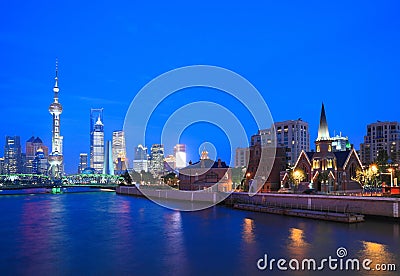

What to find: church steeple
left=316, top=103, right=330, bottom=141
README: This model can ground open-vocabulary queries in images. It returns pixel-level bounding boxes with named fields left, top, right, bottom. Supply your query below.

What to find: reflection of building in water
left=359, top=241, right=396, bottom=267
left=242, top=218, right=255, bottom=244
left=287, top=227, right=310, bottom=259
left=394, top=224, right=399, bottom=239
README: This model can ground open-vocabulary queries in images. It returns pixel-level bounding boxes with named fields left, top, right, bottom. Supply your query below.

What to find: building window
left=327, top=159, right=333, bottom=169
left=317, top=145, right=320, bottom=152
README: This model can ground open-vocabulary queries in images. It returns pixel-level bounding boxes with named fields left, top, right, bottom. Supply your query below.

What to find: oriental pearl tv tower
left=48, top=59, right=64, bottom=178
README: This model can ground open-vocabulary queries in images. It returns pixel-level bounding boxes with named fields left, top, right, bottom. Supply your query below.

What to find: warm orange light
left=371, top=164, right=378, bottom=173
left=388, top=168, right=393, bottom=173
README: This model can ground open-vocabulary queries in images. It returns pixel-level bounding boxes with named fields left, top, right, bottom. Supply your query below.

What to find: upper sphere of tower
left=49, top=102, right=63, bottom=114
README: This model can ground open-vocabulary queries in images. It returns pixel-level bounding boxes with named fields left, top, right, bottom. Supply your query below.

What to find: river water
left=0, top=192, right=398, bottom=275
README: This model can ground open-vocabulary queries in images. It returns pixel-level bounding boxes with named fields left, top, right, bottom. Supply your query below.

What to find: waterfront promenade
left=117, top=185, right=400, bottom=219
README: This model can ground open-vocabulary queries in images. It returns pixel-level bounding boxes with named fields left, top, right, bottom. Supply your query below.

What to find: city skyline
left=1, top=1, right=400, bottom=173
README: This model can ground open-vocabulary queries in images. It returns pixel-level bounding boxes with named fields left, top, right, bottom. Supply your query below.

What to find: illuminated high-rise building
left=133, top=144, right=148, bottom=172
left=32, top=148, right=48, bottom=175
left=174, top=144, right=186, bottom=169
left=331, top=133, right=351, bottom=152
left=78, top=153, right=88, bottom=174
left=4, top=136, right=23, bottom=174
left=360, top=121, right=400, bottom=165
left=48, top=60, right=64, bottom=178
left=25, top=136, right=48, bottom=173
left=274, top=119, right=310, bottom=166
left=234, top=147, right=249, bottom=168
left=164, top=154, right=176, bottom=171
left=112, top=130, right=127, bottom=170
left=0, top=157, right=5, bottom=174
left=149, top=144, right=164, bottom=175
left=91, top=115, right=104, bottom=173
left=90, top=108, right=103, bottom=169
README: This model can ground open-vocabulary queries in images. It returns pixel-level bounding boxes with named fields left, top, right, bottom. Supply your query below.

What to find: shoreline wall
left=117, top=185, right=400, bottom=218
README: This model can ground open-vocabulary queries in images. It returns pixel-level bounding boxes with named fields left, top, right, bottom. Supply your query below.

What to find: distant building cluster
left=0, top=60, right=399, bottom=192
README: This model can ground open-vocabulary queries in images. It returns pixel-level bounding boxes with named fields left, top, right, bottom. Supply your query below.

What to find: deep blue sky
left=1, top=1, right=399, bottom=174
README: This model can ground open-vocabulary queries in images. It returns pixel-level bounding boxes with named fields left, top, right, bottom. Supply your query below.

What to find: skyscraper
left=164, top=154, right=176, bottom=171
left=331, top=133, right=351, bottom=152
left=32, top=148, right=48, bottom=175
left=25, top=136, right=48, bottom=174
left=174, top=144, right=186, bottom=169
left=149, top=144, right=164, bottom=176
left=234, top=147, right=250, bottom=168
left=4, top=136, right=23, bottom=174
left=0, top=157, right=5, bottom=174
left=78, top=153, right=88, bottom=174
left=48, top=60, right=64, bottom=178
left=274, top=119, right=310, bottom=166
left=360, top=121, right=400, bottom=165
left=133, top=144, right=148, bottom=172
left=90, top=108, right=103, bottom=170
left=112, top=130, right=127, bottom=170
left=91, top=115, right=104, bottom=173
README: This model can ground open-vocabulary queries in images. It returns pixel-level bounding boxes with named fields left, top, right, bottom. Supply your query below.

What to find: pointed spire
left=53, top=58, right=59, bottom=99
left=316, top=102, right=330, bottom=141
left=95, top=114, right=103, bottom=126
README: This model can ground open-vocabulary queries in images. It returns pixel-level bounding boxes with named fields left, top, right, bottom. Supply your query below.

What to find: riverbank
left=116, top=185, right=400, bottom=219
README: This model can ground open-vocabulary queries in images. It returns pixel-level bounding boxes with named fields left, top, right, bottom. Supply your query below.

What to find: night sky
left=1, top=1, right=399, bottom=174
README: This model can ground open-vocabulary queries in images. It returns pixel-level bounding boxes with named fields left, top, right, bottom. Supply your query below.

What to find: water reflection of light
left=359, top=241, right=396, bottom=268
left=242, top=218, right=255, bottom=244
left=394, top=224, right=399, bottom=239
left=162, top=211, right=189, bottom=275
left=19, top=195, right=66, bottom=274
left=287, top=228, right=310, bottom=258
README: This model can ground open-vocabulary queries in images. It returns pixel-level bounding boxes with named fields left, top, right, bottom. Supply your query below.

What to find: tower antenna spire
left=55, top=57, right=58, bottom=78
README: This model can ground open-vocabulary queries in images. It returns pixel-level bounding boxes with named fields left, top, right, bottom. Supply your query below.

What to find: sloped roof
left=33, top=137, right=43, bottom=143
left=334, top=150, right=351, bottom=168
left=183, top=159, right=229, bottom=169
left=306, top=151, right=315, bottom=161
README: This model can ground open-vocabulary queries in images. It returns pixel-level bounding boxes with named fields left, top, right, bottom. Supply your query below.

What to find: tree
left=354, top=166, right=378, bottom=188
left=231, top=167, right=246, bottom=189
left=376, top=149, right=389, bottom=168
left=162, top=172, right=179, bottom=188
left=122, top=170, right=132, bottom=185
left=288, top=168, right=305, bottom=192
left=317, top=171, right=329, bottom=183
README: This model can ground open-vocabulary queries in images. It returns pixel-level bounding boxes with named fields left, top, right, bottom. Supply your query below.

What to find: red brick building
left=178, top=150, right=232, bottom=192
left=245, top=129, right=287, bottom=192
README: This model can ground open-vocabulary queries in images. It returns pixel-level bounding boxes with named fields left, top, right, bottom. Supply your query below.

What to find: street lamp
left=379, top=168, right=394, bottom=188
left=370, top=164, right=378, bottom=192
left=245, top=172, right=251, bottom=192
